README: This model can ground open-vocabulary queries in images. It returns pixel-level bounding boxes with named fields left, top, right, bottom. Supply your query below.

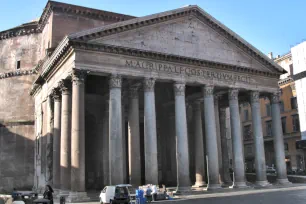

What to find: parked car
left=99, top=185, right=130, bottom=204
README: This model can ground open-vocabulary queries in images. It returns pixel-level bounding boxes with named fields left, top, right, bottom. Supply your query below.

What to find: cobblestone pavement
left=157, top=186, right=306, bottom=204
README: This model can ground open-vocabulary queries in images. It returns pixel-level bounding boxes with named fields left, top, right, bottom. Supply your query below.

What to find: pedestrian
left=43, top=185, right=54, bottom=204
left=152, top=185, right=157, bottom=201
left=12, top=188, right=18, bottom=201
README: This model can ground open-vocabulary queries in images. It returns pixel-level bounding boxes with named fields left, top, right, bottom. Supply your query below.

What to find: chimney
left=268, top=52, right=273, bottom=59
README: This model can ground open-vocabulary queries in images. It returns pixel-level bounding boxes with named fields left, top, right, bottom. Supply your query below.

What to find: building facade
left=1, top=1, right=291, bottom=200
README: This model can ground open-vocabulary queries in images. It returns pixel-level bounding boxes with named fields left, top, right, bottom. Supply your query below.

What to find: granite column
left=128, top=87, right=141, bottom=186
left=52, top=89, right=61, bottom=189
left=174, top=83, right=190, bottom=191
left=203, top=85, right=221, bottom=189
left=109, top=75, right=124, bottom=185
left=144, top=78, right=158, bottom=184
left=59, top=80, right=72, bottom=192
left=250, top=91, right=270, bottom=186
left=193, top=101, right=206, bottom=187
left=229, top=89, right=247, bottom=188
left=270, top=92, right=290, bottom=184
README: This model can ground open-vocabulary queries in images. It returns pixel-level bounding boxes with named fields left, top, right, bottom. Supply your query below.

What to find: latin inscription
left=125, top=60, right=251, bottom=84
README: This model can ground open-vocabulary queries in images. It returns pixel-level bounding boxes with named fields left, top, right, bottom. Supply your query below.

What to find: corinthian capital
left=51, top=88, right=61, bottom=101
left=109, top=74, right=122, bottom=88
left=173, top=83, right=185, bottom=96
left=143, top=78, right=155, bottom=92
left=270, top=91, right=280, bottom=104
left=250, top=91, right=260, bottom=103
left=59, top=79, right=71, bottom=95
left=228, top=88, right=239, bottom=101
left=71, top=69, right=87, bottom=85
left=202, top=85, right=214, bottom=97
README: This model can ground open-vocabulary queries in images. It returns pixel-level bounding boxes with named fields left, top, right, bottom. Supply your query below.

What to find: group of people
left=12, top=185, right=54, bottom=204
left=144, top=184, right=158, bottom=202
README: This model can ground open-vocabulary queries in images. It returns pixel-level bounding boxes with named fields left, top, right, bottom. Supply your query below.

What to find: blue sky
left=1, top=0, right=305, bottom=56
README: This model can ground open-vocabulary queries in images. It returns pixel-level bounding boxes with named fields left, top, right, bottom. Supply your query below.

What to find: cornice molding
left=278, top=77, right=294, bottom=86
left=0, top=69, right=35, bottom=80
left=0, top=1, right=135, bottom=41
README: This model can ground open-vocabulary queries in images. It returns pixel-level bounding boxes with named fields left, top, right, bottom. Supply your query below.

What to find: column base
left=230, top=181, right=249, bottom=189
left=205, top=183, right=222, bottom=191
left=192, top=181, right=206, bottom=187
left=56, top=190, right=70, bottom=198
left=66, top=192, right=90, bottom=203
left=274, top=178, right=292, bottom=185
left=254, top=180, right=272, bottom=188
left=174, top=186, right=192, bottom=194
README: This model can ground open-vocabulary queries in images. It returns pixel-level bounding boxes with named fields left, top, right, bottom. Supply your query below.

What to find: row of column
left=50, top=70, right=290, bottom=193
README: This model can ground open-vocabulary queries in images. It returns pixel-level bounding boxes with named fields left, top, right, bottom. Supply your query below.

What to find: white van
left=99, top=185, right=130, bottom=204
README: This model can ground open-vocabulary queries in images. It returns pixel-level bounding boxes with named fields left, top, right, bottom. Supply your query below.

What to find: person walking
left=43, top=185, right=54, bottom=204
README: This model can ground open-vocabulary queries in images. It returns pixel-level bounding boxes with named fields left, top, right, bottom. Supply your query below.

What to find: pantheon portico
left=31, top=5, right=289, bottom=201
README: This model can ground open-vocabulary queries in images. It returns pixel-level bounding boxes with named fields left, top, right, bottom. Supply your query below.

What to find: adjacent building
left=242, top=51, right=304, bottom=172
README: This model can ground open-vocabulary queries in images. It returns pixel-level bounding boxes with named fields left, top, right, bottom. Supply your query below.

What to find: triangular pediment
left=70, top=5, right=285, bottom=74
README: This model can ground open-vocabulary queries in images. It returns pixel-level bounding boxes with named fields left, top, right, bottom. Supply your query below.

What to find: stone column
left=143, top=78, right=158, bottom=184
left=250, top=91, right=270, bottom=186
left=102, top=101, right=109, bottom=186
left=173, top=83, right=190, bottom=191
left=219, top=108, right=232, bottom=185
left=202, top=85, right=221, bottom=190
left=122, top=102, right=127, bottom=183
left=192, top=101, right=206, bottom=187
left=109, top=74, right=124, bottom=185
left=59, top=80, right=72, bottom=192
left=229, top=89, right=247, bottom=188
left=214, top=95, right=223, bottom=184
left=46, top=95, right=54, bottom=185
left=68, top=70, right=89, bottom=202
left=52, top=89, right=61, bottom=189
left=128, top=87, right=141, bottom=186
left=270, top=92, right=290, bottom=184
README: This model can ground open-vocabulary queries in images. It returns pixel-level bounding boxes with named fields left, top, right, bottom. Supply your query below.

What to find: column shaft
left=59, top=80, right=72, bottom=191
left=214, top=96, right=223, bottom=183
left=128, top=87, right=141, bottom=186
left=46, top=95, right=53, bottom=185
left=144, top=78, right=158, bottom=184
left=109, top=75, right=124, bottom=184
left=203, top=85, right=221, bottom=189
left=219, top=108, right=232, bottom=185
left=229, top=89, right=247, bottom=188
left=174, top=83, right=190, bottom=190
left=70, top=70, right=86, bottom=192
left=102, top=102, right=109, bottom=186
left=193, top=101, right=206, bottom=187
left=270, top=92, right=290, bottom=184
left=250, top=91, right=270, bottom=186
left=52, top=89, right=61, bottom=189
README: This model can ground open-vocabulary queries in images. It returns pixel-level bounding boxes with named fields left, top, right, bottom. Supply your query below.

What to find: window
left=266, top=104, right=271, bottom=117
left=243, top=125, right=252, bottom=140
left=281, top=117, right=286, bottom=134
left=292, top=114, right=300, bottom=132
left=280, top=100, right=285, bottom=113
left=266, top=120, right=272, bottom=136
left=244, top=109, right=249, bottom=121
left=291, top=97, right=297, bottom=109
left=16, top=60, right=21, bottom=70
left=289, top=64, right=293, bottom=77
left=284, top=143, right=289, bottom=151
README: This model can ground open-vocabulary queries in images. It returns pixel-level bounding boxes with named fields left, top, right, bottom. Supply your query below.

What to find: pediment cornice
left=70, top=6, right=285, bottom=74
